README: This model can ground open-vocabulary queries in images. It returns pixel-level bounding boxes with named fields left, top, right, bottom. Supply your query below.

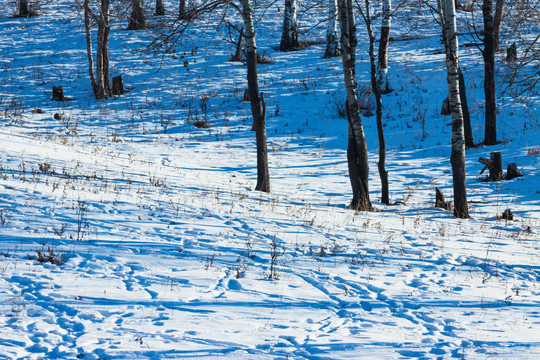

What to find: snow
left=0, top=0, right=539, bottom=359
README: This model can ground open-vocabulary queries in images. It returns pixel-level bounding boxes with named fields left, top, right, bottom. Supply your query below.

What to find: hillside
left=0, top=0, right=539, bottom=359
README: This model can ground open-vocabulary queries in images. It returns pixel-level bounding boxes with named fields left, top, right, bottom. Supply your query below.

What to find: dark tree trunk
left=19, top=0, right=29, bottom=17
left=458, top=68, right=474, bottom=148
left=483, top=0, right=497, bottom=145
left=493, top=0, right=505, bottom=51
left=241, top=0, right=270, bottom=192
left=506, top=41, right=517, bottom=61
left=128, top=0, right=146, bottom=30
left=232, top=27, right=244, bottom=61
left=112, top=75, right=124, bottom=95
left=179, top=0, right=187, bottom=18
left=364, top=0, right=389, bottom=204
left=377, top=0, right=391, bottom=94
left=339, top=0, right=372, bottom=211
left=478, top=151, right=504, bottom=181
left=84, top=0, right=98, bottom=97
left=156, top=0, right=165, bottom=16
left=280, top=0, right=299, bottom=51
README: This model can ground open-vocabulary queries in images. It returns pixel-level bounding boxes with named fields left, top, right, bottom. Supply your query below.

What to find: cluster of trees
left=14, top=0, right=538, bottom=218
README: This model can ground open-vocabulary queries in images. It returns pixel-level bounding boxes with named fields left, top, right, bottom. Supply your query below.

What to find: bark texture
left=84, top=0, right=111, bottom=100
left=482, top=0, right=498, bottom=145
left=442, top=0, right=469, bottom=218
left=338, top=0, right=372, bottom=211
left=19, top=0, right=29, bottom=16
left=280, top=0, right=299, bottom=51
left=240, top=0, right=270, bottom=192
left=128, top=0, right=146, bottom=30
left=493, top=0, right=505, bottom=51
left=364, top=0, right=389, bottom=204
left=156, top=0, right=165, bottom=16
left=324, top=0, right=339, bottom=58
left=179, top=0, right=187, bottom=18
left=377, top=0, right=391, bottom=93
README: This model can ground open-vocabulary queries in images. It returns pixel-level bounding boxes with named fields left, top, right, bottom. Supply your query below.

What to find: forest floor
left=0, top=0, right=539, bottom=359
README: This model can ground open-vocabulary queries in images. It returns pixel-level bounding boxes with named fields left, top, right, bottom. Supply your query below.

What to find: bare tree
left=493, top=0, right=505, bottom=51
left=359, top=0, right=389, bottom=205
left=441, top=0, right=469, bottom=218
left=324, top=0, right=340, bottom=57
left=433, top=1, right=475, bottom=148
left=377, top=0, right=392, bottom=93
left=280, top=0, right=299, bottom=51
left=482, top=0, right=504, bottom=145
left=239, top=0, right=270, bottom=191
left=84, top=0, right=111, bottom=100
left=338, top=0, right=372, bottom=211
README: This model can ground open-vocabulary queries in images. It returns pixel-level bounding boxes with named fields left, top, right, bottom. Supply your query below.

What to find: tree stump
left=112, top=75, right=124, bottom=95
left=506, top=42, right=517, bottom=62
left=506, top=163, right=523, bottom=180
left=441, top=97, right=451, bottom=115
left=478, top=151, right=504, bottom=181
left=243, top=89, right=250, bottom=102
left=435, top=187, right=452, bottom=211
left=500, top=209, right=514, bottom=220
left=52, top=86, right=65, bottom=101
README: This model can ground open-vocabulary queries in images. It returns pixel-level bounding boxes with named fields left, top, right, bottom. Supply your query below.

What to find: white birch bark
left=324, top=0, right=339, bottom=57
left=442, top=0, right=469, bottom=218
left=280, top=0, right=298, bottom=51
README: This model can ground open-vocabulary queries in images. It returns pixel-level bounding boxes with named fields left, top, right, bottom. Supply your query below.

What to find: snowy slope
left=0, top=0, right=539, bottom=359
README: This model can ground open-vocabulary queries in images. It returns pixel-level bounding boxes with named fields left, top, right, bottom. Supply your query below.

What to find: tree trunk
left=240, top=0, right=270, bottom=193
left=324, top=0, right=339, bottom=58
left=377, top=0, right=391, bottom=94
left=156, top=0, right=165, bottom=16
left=493, top=0, right=505, bottom=51
left=84, top=0, right=98, bottom=97
left=364, top=0, right=389, bottom=204
left=128, top=0, right=146, bottom=30
left=19, top=0, right=29, bottom=17
left=439, top=1, right=474, bottom=148
left=458, top=68, right=474, bottom=148
left=232, top=27, right=244, bottom=61
left=179, top=0, right=187, bottom=18
left=280, top=0, right=299, bottom=51
left=442, top=0, right=469, bottom=218
left=482, top=0, right=497, bottom=145
left=339, top=0, right=372, bottom=211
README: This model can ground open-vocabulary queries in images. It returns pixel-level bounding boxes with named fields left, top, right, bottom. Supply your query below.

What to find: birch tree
left=441, top=0, right=469, bottom=218
left=338, top=0, right=372, bottom=211
left=239, top=0, right=271, bottom=192
left=324, top=0, right=339, bottom=58
left=84, top=0, right=111, bottom=100
left=358, top=0, right=389, bottom=205
left=280, top=0, right=299, bottom=51
left=435, top=1, right=475, bottom=148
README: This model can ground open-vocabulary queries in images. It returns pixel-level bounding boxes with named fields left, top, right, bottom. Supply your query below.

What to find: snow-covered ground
left=0, top=1, right=539, bottom=359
